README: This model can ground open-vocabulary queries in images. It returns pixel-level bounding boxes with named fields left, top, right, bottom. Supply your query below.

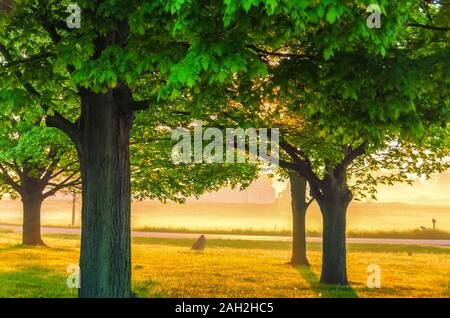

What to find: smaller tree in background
left=58, top=185, right=82, bottom=227
left=0, top=120, right=79, bottom=245
left=286, top=170, right=313, bottom=266
left=195, top=29, right=449, bottom=282
left=283, top=136, right=450, bottom=268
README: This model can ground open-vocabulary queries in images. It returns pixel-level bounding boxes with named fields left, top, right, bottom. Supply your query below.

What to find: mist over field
left=1, top=173, right=449, bottom=232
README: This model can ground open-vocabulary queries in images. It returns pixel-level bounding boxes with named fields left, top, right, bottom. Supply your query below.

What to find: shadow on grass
left=0, top=243, right=72, bottom=253
left=132, top=279, right=168, bottom=298
left=0, top=263, right=162, bottom=298
left=0, top=244, right=34, bottom=252
left=295, top=266, right=358, bottom=298
left=0, top=265, right=76, bottom=298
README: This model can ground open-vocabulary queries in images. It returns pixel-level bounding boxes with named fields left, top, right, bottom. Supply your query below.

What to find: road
left=1, top=224, right=449, bottom=247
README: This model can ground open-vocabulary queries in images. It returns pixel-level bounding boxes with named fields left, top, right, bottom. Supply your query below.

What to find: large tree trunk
left=289, top=172, right=309, bottom=266
left=316, top=172, right=352, bottom=285
left=78, top=90, right=133, bottom=298
left=319, top=197, right=349, bottom=284
left=22, top=197, right=44, bottom=246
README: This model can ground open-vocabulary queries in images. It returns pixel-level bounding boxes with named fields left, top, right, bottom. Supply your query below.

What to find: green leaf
left=326, top=7, right=338, bottom=24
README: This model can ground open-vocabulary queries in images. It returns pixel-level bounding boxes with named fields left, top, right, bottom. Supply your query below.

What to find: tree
left=0, top=1, right=202, bottom=297
left=1, top=0, right=445, bottom=295
left=271, top=36, right=449, bottom=284
left=1, top=1, right=260, bottom=296
left=287, top=171, right=313, bottom=266
left=186, top=1, right=450, bottom=284
left=156, top=0, right=446, bottom=272
left=0, top=120, right=79, bottom=245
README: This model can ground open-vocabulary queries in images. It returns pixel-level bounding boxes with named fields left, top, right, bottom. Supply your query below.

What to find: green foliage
left=130, top=108, right=258, bottom=203
left=184, top=0, right=450, bottom=200
left=0, top=0, right=448, bottom=202
left=0, top=0, right=261, bottom=203
left=0, top=117, right=79, bottom=199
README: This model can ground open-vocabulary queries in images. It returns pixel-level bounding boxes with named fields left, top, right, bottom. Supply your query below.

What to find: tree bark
left=21, top=176, right=45, bottom=246
left=22, top=197, right=44, bottom=246
left=289, top=172, right=309, bottom=266
left=78, top=90, right=133, bottom=298
left=316, top=171, right=352, bottom=285
left=319, top=197, right=349, bottom=284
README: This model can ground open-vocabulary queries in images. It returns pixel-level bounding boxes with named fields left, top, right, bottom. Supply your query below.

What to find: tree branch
left=45, top=112, right=80, bottom=144
left=47, top=161, right=78, bottom=180
left=306, top=197, right=315, bottom=208
left=128, top=100, right=153, bottom=111
left=246, top=45, right=315, bottom=60
left=43, top=173, right=81, bottom=199
left=337, top=142, right=367, bottom=170
left=279, top=141, right=322, bottom=190
left=3, top=52, right=55, bottom=68
left=408, top=23, right=450, bottom=31
left=0, top=163, right=22, bottom=194
left=0, top=42, right=80, bottom=143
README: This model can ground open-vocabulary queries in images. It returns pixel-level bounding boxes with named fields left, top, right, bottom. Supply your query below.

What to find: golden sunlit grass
left=133, top=226, right=450, bottom=240
left=0, top=231, right=449, bottom=298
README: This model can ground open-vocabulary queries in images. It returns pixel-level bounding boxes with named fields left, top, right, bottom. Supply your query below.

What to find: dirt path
left=1, top=224, right=449, bottom=246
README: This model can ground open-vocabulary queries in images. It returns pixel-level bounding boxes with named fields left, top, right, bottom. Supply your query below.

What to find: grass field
left=0, top=230, right=449, bottom=298
left=2, top=223, right=450, bottom=240
left=133, top=226, right=450, bottom=240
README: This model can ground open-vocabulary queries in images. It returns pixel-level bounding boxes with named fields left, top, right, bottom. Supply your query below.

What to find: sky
left=205, top=171, right=450, bottom=206
left=372, top=172, right=450, bottom=205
